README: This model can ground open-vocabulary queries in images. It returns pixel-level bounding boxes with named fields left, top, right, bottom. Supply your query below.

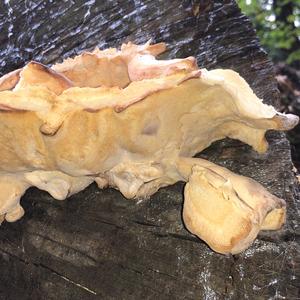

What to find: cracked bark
left=0, top=0, right=299, bottom=299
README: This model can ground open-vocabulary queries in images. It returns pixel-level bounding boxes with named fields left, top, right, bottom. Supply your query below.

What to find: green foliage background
left=237, top=0, right=300, bottom=65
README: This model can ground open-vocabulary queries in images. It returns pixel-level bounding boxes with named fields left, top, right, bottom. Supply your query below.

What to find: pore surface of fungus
left=0, top=42, right=298, bottom=254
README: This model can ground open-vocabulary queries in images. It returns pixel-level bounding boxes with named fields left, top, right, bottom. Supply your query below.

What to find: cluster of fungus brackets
left=0, top=41, right=298, bottom=254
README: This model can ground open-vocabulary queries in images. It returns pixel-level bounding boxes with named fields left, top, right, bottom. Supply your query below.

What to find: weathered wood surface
left=0, top=0, right=299, bottom=299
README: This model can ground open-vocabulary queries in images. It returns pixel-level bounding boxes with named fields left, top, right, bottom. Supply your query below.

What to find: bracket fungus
left=0, top=41, right=298, bottom=254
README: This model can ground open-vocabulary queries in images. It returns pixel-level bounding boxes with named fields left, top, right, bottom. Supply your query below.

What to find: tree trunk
left=0, top=0, right=299, bottom=299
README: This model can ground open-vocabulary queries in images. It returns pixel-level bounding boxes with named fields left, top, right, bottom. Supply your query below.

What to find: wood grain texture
left=0, top=0, right=299, bottom=299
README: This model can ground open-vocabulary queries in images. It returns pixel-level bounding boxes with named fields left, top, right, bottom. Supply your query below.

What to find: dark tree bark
left=0, top=0, right=299, bottom=299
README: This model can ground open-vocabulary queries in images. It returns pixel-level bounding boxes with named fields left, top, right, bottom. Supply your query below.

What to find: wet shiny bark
left=0, top=0, right=299, bottom=299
